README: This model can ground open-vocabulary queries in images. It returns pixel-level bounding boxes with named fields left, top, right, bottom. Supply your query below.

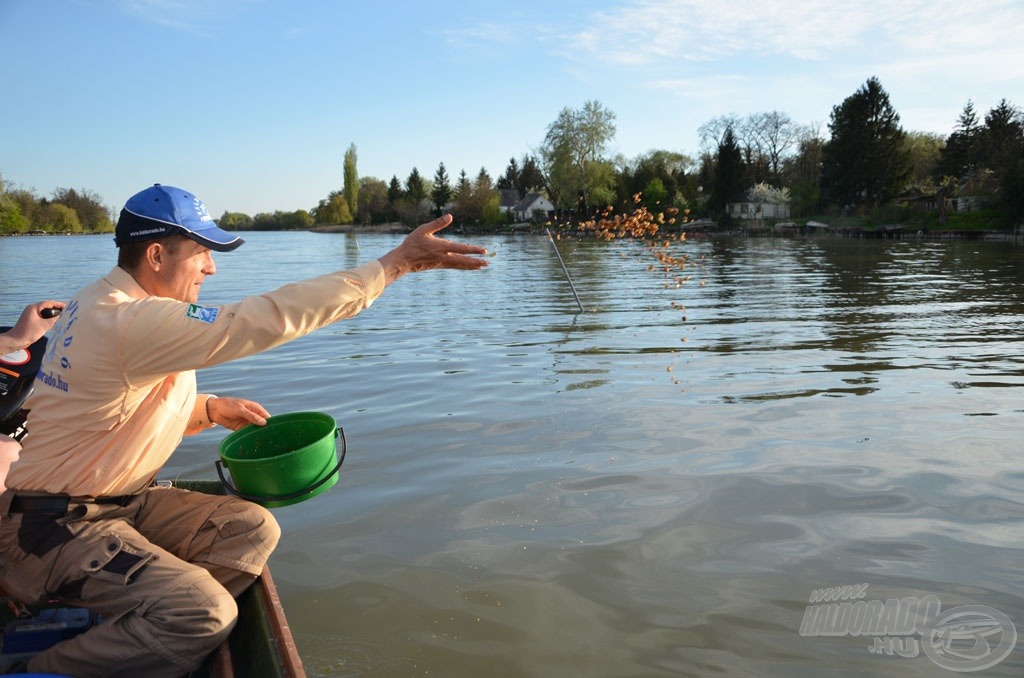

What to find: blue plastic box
left=2, top=607, right=94, bottom=655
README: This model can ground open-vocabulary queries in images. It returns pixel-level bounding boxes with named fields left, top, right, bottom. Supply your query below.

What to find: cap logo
left=193, top=197, right=213, bottom=223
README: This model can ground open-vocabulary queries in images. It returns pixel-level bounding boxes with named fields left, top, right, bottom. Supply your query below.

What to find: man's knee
left=135, top=569, right=239, bottom=656
left=242, top=501, right=282, bottom=554
left=194, top=499, right=280, bottom=596
left=212, top=499, right=281, bottom=563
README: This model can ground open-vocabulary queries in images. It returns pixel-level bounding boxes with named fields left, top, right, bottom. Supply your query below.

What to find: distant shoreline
left=4, top=223, right=1019, bottom=241
left=0, top=230, right=107, bottom=237
left=0, top=224, right=412, bottom=238
left=310, top=223, right=409, bottom=234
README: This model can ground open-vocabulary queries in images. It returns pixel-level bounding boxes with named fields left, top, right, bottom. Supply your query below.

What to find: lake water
left=2, top=231, right=1023, bottom=677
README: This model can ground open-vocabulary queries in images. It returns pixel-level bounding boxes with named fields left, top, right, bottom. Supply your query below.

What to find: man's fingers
left=240, top=401, right=270, bottom=426
left=246, top=411, right=268, bottom=427
left=249, top=404, right=271, bottom=422
left=418, top=214, right=453, bottom=236
left=445, top=253, right=490, bottom=269
left=445, top=241, right=487, bottom=256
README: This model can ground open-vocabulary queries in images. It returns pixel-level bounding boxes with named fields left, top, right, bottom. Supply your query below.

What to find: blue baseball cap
left=115, top=184, right=244, bottom=252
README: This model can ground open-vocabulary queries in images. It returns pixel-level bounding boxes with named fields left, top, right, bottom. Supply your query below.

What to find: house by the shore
left=513, top=193, right=554, bottom=222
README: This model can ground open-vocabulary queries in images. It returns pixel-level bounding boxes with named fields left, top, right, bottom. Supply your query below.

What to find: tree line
left=310, top=77, right=1021, bottom=231
left=0, top=182, right=112, bottom=234
left=3, top=76, right=1022, bottom=236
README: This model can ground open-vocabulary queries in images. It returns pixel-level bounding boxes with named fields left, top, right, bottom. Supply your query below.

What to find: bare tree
left=750, top=111, right=800, bottom=181
left=698, top=114, right=742, bottom=156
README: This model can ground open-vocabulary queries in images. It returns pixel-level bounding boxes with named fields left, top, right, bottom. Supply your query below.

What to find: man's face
left=150, top=237, right=217, bottom=303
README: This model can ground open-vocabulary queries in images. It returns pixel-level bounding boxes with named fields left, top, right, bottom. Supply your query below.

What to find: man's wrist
left=376, top=251, right=405, bottom=286
left=205, top=395, right=218, bottom=425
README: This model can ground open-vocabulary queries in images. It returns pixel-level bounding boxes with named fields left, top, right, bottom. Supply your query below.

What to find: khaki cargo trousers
left=0, top=485, right=281, bottom=677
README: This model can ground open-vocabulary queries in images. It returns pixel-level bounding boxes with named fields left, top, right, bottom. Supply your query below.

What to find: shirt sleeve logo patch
left=186, top=304, right=220, bottom=324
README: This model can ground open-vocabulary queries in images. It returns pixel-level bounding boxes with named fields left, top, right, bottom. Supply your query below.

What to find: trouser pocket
left=55, top=530, right=156, bottom=608
left=82, top=534, right=154, bottom=586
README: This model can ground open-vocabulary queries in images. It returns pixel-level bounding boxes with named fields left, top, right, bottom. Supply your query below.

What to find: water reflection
left=3, top=233, right=1024, bottom=677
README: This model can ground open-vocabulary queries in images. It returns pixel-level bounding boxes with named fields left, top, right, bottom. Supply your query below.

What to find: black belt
left=9, top=493, right=136, bottom=514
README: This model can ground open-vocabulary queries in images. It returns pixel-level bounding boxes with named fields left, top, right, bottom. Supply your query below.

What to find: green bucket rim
left=216, top=411, right=346, bottom=508
left=219, top=411, right=334, bottom=462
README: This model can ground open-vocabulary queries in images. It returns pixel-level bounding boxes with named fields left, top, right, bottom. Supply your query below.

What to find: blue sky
left=1, top=0, right=1022, bottom=216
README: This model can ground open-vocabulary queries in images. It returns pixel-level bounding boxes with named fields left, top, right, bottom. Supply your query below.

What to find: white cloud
left=564, top=0, right=874, bottom=65
left=549, top=0, right=1024, bottom=137
left=562, top=0, right=1024, bottom=70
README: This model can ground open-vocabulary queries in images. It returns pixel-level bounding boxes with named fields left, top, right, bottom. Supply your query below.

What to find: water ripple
left=5, top=233, right=1024, bottom=677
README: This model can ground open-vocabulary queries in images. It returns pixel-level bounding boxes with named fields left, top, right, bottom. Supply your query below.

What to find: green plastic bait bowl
left=216, top=411, right=346, bottom=508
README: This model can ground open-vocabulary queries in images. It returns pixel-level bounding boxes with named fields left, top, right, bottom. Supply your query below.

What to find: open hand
left=377, top=214, right=488, bottom=284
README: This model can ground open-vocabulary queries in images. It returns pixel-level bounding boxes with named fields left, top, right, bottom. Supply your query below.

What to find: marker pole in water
left=546, top=228, right=585, bottom=313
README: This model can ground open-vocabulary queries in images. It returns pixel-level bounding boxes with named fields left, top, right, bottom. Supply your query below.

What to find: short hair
left=117, top=233, right=187, bottom=272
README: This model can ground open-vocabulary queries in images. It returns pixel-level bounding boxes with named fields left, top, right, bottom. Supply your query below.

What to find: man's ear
left=143, top=242, right=165, bottom=271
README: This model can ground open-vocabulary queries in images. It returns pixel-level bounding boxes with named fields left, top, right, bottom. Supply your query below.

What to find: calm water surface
left=2, top=232, right=1024, bottom=676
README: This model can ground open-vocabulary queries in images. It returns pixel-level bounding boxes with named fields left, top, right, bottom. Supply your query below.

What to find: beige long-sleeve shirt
left=9, top=261, right=385, bottom=497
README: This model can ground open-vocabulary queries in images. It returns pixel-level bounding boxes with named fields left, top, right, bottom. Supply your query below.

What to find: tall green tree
left=979, top=99, right=1024, bottom=179
left=497, top=157, right=519, bottom=192
left=452, top=168, right=498, bottom=227
left=406, top=167, right=427, bottom=203
left=978, top=100, right=1024, bottom=223
left=473, top=167, right=500, bottom=226
left=452, top=169, right=473, bottom=225
left=357, top=177, right=389, bottom=224
left=708, top=127, right=744, bottom=218
left=403, top=167, right=428, bottom=224
left=387, top=175, right=404, bottom=222
left=431, top=162, right=453, bottom=213
left=343, top=143, right=359, bottom=221
left=540, top=100, right=617, bottom=213
left=936, top=100, right=981, bottom=181
left=387, top=175, right=404, bottom=204
left=517, top=154, right=545, bottom=198
left=821, top=77, right=911, bottom=208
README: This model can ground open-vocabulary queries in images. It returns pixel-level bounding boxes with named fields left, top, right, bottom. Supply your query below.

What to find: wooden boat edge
left=173, top=478, right=306, bottom=678
left=254, top=564, right=305, bottom=677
